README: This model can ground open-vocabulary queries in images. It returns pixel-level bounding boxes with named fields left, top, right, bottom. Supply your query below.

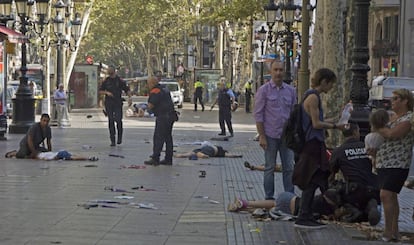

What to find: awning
left=0, top=25, right=28, bottom=44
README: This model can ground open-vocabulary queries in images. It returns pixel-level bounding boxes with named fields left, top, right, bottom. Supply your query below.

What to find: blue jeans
left=264, top=136, right=294, bottom=199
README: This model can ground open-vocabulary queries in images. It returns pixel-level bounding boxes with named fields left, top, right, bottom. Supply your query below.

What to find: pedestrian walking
left=5, top=113, right=52, bottom=159
left=144, top=77, right=176, bottom=166
left=194, top=78, right=205, bottom=111
left=99, top=65, right=131, bottom=146
left=244, top=79, right=253, bottom=113
left=53, top=83, right=68, bottom=127
left=211, top=80, right=235, bottom=137
left=370, top=88, right=414, bottom=242
left=292, top=68, right=345, bottom=229
left=253, top=59, right=297, bottom=197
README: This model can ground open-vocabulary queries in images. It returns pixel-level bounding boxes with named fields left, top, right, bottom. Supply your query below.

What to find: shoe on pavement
left=144, top=158, right=159, bottom=166
left=110, top=142, right=116, bottom=147
left=244, top=161, right=255, bottom=170
left=117, top=140, right=122, bottom=145
left=159, top=159, right=172, bottom=165
left=227, top=197, right=247, bottom=212
left=89, top=156, right=99, bottom=161
left=230, top=132, right=234, bottom=137
left=294, top=219, right=326, bottom=229
left=218, top=133, right=226, bottom=136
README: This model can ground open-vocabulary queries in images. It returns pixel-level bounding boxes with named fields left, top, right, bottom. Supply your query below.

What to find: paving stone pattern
left=0, top=103, right=412, bottom=245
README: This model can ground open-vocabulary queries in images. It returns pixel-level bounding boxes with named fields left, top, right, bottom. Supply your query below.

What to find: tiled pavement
left=0, top=102, right=413, bottom=244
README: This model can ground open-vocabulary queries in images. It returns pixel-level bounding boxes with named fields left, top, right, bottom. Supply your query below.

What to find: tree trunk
left=310, top=0, right=347, bottom=148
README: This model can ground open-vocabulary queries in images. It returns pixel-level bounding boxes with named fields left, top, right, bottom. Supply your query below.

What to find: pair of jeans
left=264, top=135, right=294, bottom=199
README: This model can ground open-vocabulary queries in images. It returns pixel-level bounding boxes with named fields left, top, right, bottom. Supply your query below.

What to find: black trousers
left=106, top=103, right=123, bottom=143
left=245, top=94, right=251, bottom=112
left=152, top=116, right=174, bottom=162
left=219, top=108, right=233, bottom=134
left=297, top=169, right=329, bottom=221
left=194, top=94, right=204, bottom=111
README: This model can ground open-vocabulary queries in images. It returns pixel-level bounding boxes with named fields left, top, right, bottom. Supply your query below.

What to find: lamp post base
left=9, top=96, right=35, bottom=134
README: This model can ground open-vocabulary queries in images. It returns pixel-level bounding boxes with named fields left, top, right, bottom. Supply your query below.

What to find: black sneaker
left=110, top=142, right=116, bottom=147
left=218, top=133, right=226, bottom=136
left=117, top=140, right=122, bottom=145
left=159, top=159, right=172, bottom=165
left=294, top=219, right=326, bottom=229
left=144, top=158, right=159, bottom=166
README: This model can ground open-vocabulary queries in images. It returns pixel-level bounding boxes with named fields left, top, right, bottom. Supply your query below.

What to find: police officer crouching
left=144, top=76, right=176, bottom=166
left=329, top=123, right=381, bottom=226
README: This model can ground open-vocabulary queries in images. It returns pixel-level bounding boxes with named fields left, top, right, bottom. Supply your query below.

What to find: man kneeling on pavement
left=329, top=122, right=381, bottom=226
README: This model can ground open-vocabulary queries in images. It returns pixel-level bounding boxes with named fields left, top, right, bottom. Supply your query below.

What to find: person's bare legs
left=228, top=198, right=275, bottom=212
left=381, top=189, right=399, bottom=240
left=174, top=152, right=209, bottom=158
left=244, top=161, right=282, bottom=172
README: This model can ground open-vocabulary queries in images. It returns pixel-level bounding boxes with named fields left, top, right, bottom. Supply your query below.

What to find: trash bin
left=41, top=98, right=49, bottom=114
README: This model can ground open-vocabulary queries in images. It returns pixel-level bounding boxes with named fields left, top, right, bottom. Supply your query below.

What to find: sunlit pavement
left=0, top=102, right=413, bottom=244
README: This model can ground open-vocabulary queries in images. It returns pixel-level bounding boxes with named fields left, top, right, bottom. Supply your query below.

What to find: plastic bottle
left=338, top=102, right=353, bottom=124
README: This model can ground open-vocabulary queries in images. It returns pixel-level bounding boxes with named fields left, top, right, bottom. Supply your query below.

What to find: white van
left=159, top=79, right=184, bottom=108
left=369, top=76, right=414, bottom=109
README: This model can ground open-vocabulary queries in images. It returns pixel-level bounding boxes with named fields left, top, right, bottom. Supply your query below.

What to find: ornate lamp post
left=8, top=0, right=50, bottom=134
left=349, top=0, right=372, bottom=138
left=44, top=0, right=81, bottom=127
left=257, top=26, right=267, bottom=86
left=264, top=0, right=301, bottom=85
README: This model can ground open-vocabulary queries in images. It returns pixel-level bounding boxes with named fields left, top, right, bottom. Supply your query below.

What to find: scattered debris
left=199, top=170, right=206, bottom=178
left=86, top=115, right=93, bottom=118
left=114, top=195, right=134, bottom=200
left=208, top=199, right=220, bottom=204
left=82, top=145, right=92, bottom=149
left=131, top=186, right=156, bottom=191
left=120, top=165, right=146, bottom=169
left=109, top=154, right=125, bottom=158
left=84, top=164, right=98, bottom=167
left=77, top=203, right=99, bottom=209
left=130, top=203, right=158, bottom=209
left=104, top=186, right=134, bottom=193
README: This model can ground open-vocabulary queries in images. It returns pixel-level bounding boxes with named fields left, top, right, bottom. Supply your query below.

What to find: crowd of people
left=5, top=62, right=414, bottom=242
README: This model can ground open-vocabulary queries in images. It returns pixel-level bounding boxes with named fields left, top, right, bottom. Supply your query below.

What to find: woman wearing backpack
left=293, top=68, right=346, bottom=229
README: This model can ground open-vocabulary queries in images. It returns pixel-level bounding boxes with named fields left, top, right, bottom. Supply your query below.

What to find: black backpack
left=282, top=92, right=316, bottom=153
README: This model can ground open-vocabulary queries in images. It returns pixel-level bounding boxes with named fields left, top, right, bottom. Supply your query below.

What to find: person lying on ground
left=244, top=161, right=282, bottom=172
left=228, top=190, right=341, bottom=220
left=126, top=102, right=154, bottom=117
left=12, top=113, right=52, bottom=159
left=5, top=149, right=98, bottom=161
left=174, top=141, right=242, bottom=158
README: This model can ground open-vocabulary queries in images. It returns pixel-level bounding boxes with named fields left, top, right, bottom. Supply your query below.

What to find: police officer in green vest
left=194, top=78, right=205, bottom=111
left=244, top=80, right=253, bottom=113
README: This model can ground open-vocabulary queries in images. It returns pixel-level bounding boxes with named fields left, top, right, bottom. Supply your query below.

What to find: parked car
left=159, top=79, right=184, bottom=108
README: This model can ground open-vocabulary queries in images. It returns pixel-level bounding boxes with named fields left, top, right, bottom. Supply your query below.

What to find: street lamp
left=349, top=0, right=372, bottom=138
left=264, top=0, right=301, bottom=85
left=8, top=0, right=47, bottom=134
left=42, top=0, right=81, bottom=127
left=257, top=26, right=267, bottom=86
